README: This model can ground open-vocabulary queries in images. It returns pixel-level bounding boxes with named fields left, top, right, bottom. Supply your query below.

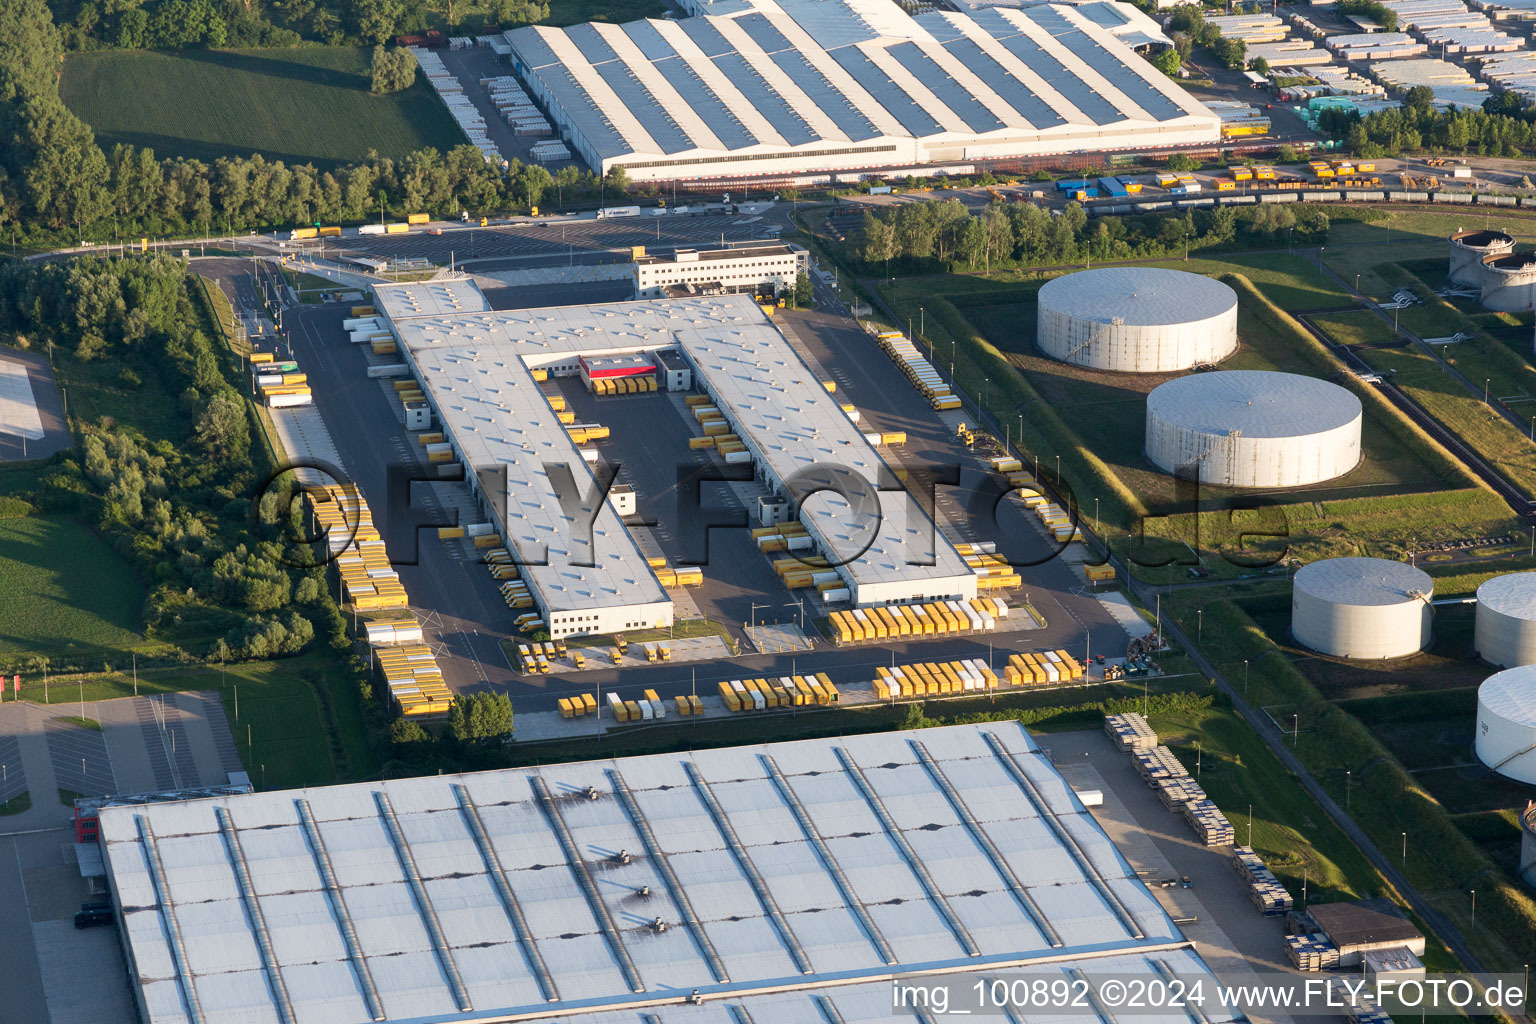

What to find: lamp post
left=1486, top=377, right=1492, bottom=405
left=1401, top=831, right=1407, bottom=868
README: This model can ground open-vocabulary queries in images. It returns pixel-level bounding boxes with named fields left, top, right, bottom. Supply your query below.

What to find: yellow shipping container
left=386, top=222, right=410, bottom=234
left=407, top=213, right=430, bottom=225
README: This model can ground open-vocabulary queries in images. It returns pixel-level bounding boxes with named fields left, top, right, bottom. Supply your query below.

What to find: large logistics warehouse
left=97, top=723, right=1240, bottom=1024
left=373, top=282, right=975, bottom=636
left=504, top=0, right=1220, bottom=183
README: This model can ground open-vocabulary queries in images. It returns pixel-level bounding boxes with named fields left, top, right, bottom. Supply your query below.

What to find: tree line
left=1320, top=85, right=1536, bottom=158
left=0, top=0, right=638, bottom=248
left=1165, top=6, right=1246, bottom=72
left=46, top=0, right=549, bottom=52
left=0, top=255, right=357, bottom=669
left=852, top=197, right=1330, bottom=274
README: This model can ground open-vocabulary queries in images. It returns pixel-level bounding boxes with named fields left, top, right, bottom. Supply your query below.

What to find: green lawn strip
left=1344, top=341, right=1536, bottom=498
left=59, top=47, right=463, bottom=168
left=880, top=269, right=1494, bottom=583
left=1151, top=705, right=1386, bottom=906
left=56, top=716, right=101, bottom=731
left=0, top=515, right=157, bottom=666
left=0, top=792, right=31, bottom=816
left=1162, top=591, right=1536, bottom=971
left=31, top=653, right=377, bottom=790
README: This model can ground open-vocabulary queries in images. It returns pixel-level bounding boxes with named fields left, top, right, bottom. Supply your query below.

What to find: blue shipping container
left=1097, top=176, right=1128, bottom=197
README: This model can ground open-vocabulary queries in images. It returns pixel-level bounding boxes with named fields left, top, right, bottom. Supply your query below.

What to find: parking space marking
left=44, top=719, right=117, bottom=797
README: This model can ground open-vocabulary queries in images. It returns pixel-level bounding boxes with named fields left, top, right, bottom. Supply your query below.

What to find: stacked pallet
left=717, top=674, right=840, bottom=711
left=409, top=46, right=500, bottom=164
left=1184, top=799, right=1237, bottom=846
left=531, top=140, right=571, bottom=163
left=1133, top=746, right=1187, bottom=783
left=873, top=659, right=997, bottom=698
left=1104, top=712, right=1158, bottom=750
left=1286, top=933, right=1341, bottom=971
left=873, top=330, right=962, bottom=410
left=1156, top=776, right=1208, bottom=811
left=1003, top=648, right=1083, bottom=685
left=1232, top=846, right=1294, bottom=916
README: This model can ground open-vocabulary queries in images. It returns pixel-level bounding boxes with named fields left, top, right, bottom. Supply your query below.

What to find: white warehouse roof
left=373, top=280, right=493, bottom=320
left=505, top=0, right=1219, bottom=180
left=390, top=289, right=971, bottom=608
left=98, top=722, right=1234, bottom=1024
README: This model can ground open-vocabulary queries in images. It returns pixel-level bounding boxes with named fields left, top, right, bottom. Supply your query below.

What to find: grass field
left=59, top=47, right=464, bottom=168
left=0, top=516, right=148, bottom=662
left=888, top=263, right=1447, bottom=517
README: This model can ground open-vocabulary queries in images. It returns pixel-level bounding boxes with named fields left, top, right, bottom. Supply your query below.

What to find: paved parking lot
left=1048, top=728, right=1301, bottom=1024
left=43, top=718, right=116, bottom=797
left=0, top=693, right=244, bottom=1024
left=320, top=213, right=777, bottom=269
left=0, top=347, right=71, bottom=464
left=0, top=734, right=24, bottom=803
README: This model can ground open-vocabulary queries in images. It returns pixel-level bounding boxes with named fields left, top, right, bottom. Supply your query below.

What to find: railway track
left=1295, top=311, right=1536, bottom=519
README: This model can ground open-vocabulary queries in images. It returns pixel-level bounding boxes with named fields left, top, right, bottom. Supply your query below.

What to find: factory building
left=1476, top=665, right=1536, bottom=783
left=631, top=243, right=808, bottom=299
left=1448, top=228, right=1515, bottom=287
left=96, top=722, right=1241, bottom=1024
left=1144, top=371, right=1363, bottom=489
left=374, top=282, right=974, bottom=634
left=1291, top=557, right=1433, bottom=660
left=504, top=0, right=1219, bottom=184
left=1474, top=571, right=1536, bottom=668
left=1036, top=268, right=1238, bottom=373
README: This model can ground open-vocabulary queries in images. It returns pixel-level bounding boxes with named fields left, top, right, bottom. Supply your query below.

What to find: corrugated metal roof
left=507, top=0, right=1218, bottom=174
left=101, top=723, right=1234, bottom=1024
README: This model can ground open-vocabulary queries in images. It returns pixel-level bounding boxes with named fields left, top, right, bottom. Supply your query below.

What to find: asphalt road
left=297, top=212, right=785, bottom=269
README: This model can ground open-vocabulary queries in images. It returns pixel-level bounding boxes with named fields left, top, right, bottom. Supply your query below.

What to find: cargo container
left=386, top=222, right=410, bottom=234
left=407, top=213, right=430, bottom=225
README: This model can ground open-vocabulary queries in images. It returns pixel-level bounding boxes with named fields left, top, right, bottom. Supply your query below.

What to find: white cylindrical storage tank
left=1145, top=371, right=1362, bottom=488
left=1448, top=228, right=1514, bottom=287
left=1480, top=252, right=1536, bottom=312
left=1475, top=666, right=1536, bottom=784
left=1292, top=557, right=1433, bottom=659
left=1036, top=268, right=1238, bottom=373
left=1474, top=572, right=1536, bottom=668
